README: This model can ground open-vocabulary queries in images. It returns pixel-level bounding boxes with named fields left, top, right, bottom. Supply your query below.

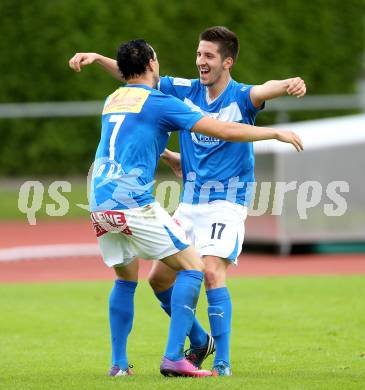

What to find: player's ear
left=223, top=57, right=233, bottom=70
left=147, top=58, right=155, bottom=72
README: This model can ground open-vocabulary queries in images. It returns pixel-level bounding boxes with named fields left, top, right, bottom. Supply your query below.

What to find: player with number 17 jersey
left=158, top=76, right=264, bottom=263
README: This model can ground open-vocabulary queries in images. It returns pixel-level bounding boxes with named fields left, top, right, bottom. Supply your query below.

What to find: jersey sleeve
left=159, top=95, right=204, bottom=133
left=239, top=84, right=265, bottom=115
left=158, top=76, right=195, bottom=100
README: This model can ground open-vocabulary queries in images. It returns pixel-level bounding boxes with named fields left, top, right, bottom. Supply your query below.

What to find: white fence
left=0, top=94, right=364, bottom=122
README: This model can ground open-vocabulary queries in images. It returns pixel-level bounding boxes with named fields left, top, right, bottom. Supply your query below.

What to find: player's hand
left=276, top=130, right=304, bottom=152
left=161, top=150, right=182, bottom=178
left=286, top=77, right=306, bottom=98
left=68, top=53, right=99, bottom=72
left=167, top=152, right=182, bottom=178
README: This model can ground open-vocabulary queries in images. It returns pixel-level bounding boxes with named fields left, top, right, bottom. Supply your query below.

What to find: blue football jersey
left=90, top=84, right=203, bottom=211
left=159, top=77, right=264, bottom=205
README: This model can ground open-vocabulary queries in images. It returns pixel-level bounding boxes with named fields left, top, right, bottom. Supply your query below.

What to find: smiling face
left=196, top=40, right=233, bottom=87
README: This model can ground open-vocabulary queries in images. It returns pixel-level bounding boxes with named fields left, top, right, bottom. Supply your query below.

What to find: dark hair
left=199, top=26, right=239, bottom=63
left=117, top=39, right=155, bottom=80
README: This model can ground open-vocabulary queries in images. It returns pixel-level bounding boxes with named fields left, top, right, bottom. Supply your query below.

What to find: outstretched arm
left=192, top=117, right=303, bottom=152
left=68, top=52, right=123, bottom=81
left=250, top=77, right=306, bottom=108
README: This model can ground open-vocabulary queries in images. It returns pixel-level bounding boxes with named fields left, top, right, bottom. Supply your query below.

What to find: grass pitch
left=1, top=276, right=364, bottom=389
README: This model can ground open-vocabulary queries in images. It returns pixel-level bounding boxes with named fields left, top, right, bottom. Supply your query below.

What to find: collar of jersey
left=125, top=83, right=154, bottom=91
left=205, top=79, right=233, bottom=105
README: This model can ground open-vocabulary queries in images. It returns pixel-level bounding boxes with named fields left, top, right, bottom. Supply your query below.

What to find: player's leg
left=121, top=202, right=211, bottom=376
left=161, top=245, right=204, bottom=361
left=160, top=245, right=211, bottom=377
left=171, top=204, right=211, bottom=348
left=148, top=262, right=177, bottom=336
left=92, top=212, right=139, bottom=377
left=193, top=201, right=247, bottom=376
left=148, top=257, right=210, bottom=350
left=148, top=260, right=175, bottom=292
left=108, top=259, right=139, bottom=376
left=204, top=255, right=232, bottom=376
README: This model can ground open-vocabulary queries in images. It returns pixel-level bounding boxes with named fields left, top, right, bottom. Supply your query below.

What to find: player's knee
left=204, top=269, right=224, bottom=289
left=178, top=246, right=205, bottom=272
left=176, top=254, right=205, bottom=272
left=186, top=259, right=205, bottom=273
left=148, top=273, right=173, bottom=293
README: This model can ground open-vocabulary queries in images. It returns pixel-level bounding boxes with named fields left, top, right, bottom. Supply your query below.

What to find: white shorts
left=91, top=202, right=189, bottom=267
left=173, top=200, right=247, bottom=264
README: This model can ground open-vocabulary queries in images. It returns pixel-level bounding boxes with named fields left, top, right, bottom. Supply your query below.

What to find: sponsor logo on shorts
left=91, top=211, right=132, bottom=236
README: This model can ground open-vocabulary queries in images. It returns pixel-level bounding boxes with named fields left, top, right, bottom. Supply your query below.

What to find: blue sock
left=207, top=287, right=232, bottom=367
left=155, top=285, right=209, bottom=347
left=109, top=279, right=137, bottom=369
left=164, top=270, right=203, bottom=361
left=155, top=286, right=173, bottom=316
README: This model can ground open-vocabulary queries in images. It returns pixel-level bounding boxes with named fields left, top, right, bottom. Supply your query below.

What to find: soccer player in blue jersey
left=69, top=27, right=306, bottom=376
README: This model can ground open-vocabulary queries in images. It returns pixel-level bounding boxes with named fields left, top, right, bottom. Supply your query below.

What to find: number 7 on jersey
left=108, top=114, right=125, bottom=161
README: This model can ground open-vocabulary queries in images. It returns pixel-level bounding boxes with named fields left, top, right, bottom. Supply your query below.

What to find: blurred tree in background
left=0, top=0, right=364, bottom=175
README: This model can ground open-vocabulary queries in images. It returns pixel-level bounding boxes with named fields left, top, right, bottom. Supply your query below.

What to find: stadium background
left=0, top=0, right=364, bottom=175
left=0, top=1, right=364, bottom=389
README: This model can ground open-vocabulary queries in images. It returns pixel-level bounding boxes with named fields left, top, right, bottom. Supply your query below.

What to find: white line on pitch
left=0, top=244, right=101, bottom=262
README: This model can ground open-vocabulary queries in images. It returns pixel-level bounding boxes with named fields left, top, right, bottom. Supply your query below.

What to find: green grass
left=1, top=276, right=365, bottom=389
